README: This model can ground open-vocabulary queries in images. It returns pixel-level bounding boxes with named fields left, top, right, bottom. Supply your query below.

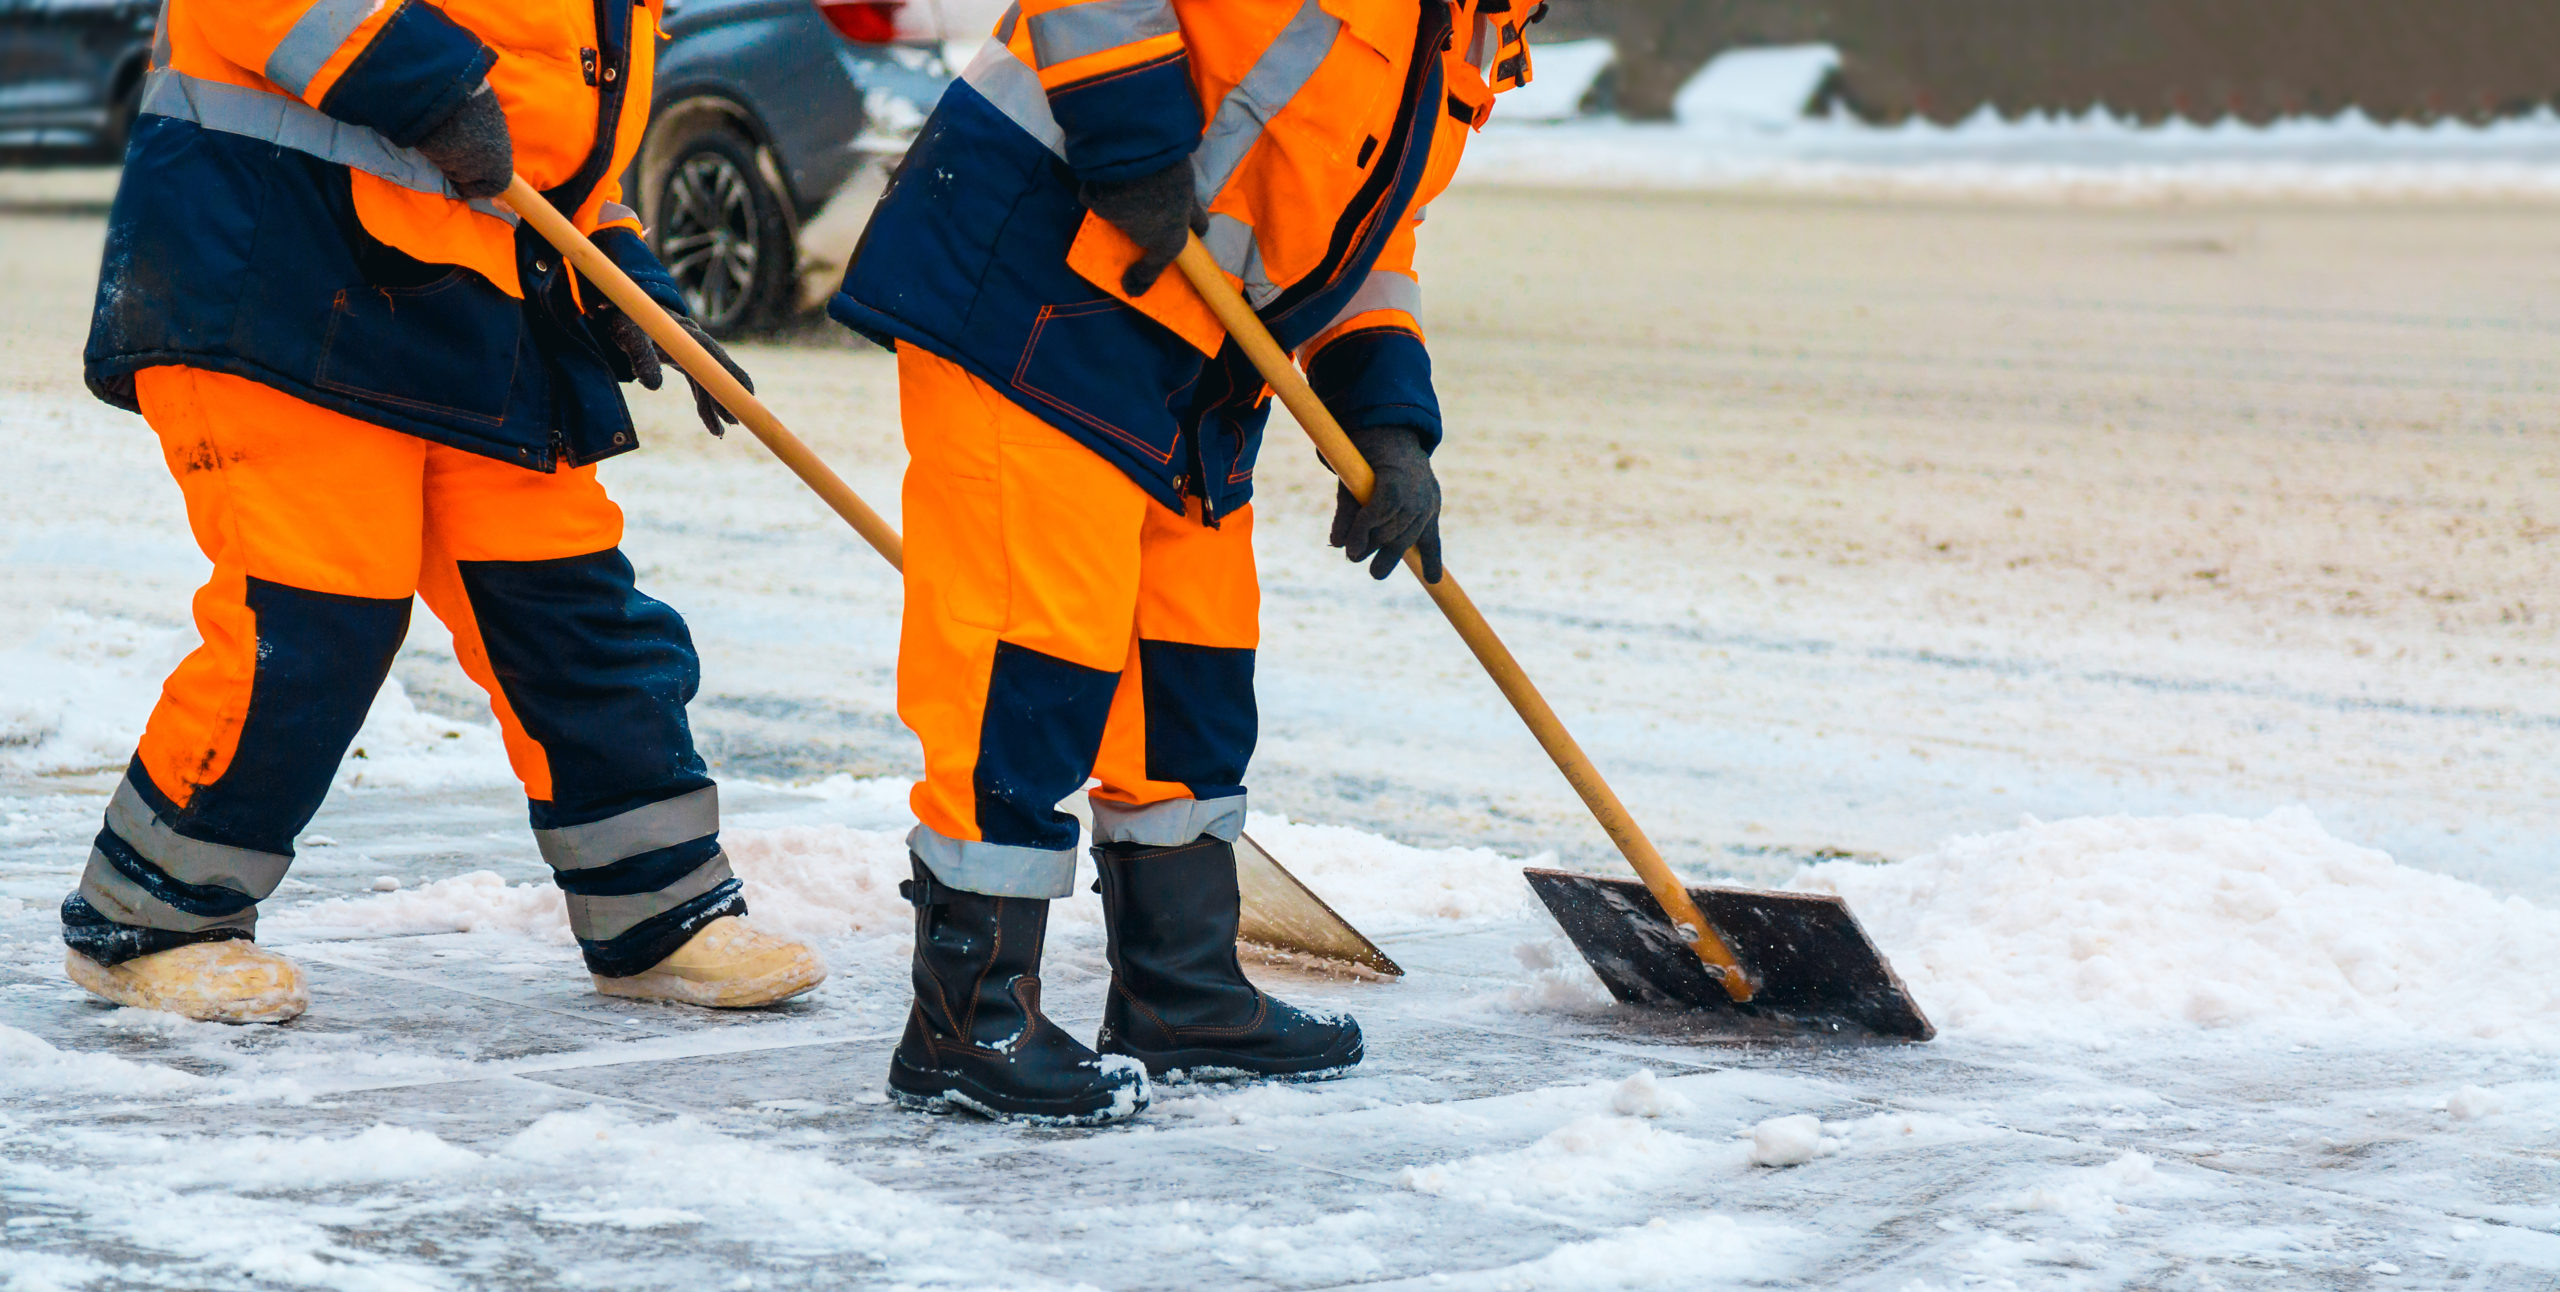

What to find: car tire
left=649, top=129, right=795, bottom=337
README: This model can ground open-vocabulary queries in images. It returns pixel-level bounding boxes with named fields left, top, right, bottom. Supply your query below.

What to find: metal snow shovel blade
left=1523, top=869, right=1931, bottom=1040
left=1235, top=833, right=1401, bottom=976
left=1172, top=235, right=1923, bottom=1041
left=499, top=178, right=1396, bottom=974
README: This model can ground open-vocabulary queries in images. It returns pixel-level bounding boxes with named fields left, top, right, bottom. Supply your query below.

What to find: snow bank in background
left=1796, top=808, right=2560, bottom=1046
left=1466, top=105, right=2560, bottom=199
left=1497, top=37, right=1615, bottom=122
left=1672, top=44, right=1839, bottom=130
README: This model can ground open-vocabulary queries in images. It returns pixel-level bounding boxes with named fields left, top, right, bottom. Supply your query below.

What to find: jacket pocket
left=314, top=271, right=522, bottom=425
left=1010, top=298, right=1201, bottom=472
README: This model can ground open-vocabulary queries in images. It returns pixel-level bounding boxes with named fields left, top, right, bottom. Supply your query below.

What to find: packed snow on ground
left=1471, top=40, right=2560, bottom=198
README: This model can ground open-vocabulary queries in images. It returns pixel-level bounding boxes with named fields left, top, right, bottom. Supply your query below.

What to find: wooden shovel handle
left=499, top=177, right=905, bottom=571
left=1173, top=238, right=1755, bottom=1003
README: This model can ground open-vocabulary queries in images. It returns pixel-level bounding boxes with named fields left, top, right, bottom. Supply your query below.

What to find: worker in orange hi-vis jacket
left=833, top=0, right=1543, bottom=1123
left=66, top=0, right=824, bottom=1023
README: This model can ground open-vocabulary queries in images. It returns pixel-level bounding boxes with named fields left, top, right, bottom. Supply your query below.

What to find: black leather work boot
left=886, top=857, right=1148, bottom=1124
left=1093, top=835, right=1363, bottom=1081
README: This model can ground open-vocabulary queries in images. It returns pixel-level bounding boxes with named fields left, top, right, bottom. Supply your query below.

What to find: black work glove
left=1080, top=159, right=1207, bottom=296
left=1329, top=425, right=1443, bottom=583
left=597, top=306, right=754, bottom=437
left=414, top=83, right=513, bottom=200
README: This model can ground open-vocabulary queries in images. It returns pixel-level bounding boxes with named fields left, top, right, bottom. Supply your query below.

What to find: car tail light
left=816, top=0, right=904, bottom=43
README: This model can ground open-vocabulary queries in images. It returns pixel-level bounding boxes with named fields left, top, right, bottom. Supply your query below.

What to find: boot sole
left=1106, top=1033, right=1364, bottom=1085
left=885, top=1053, right=1148, bottom=1126
left=63, top=950, right=307, bottom=1025
left=591, top=957, right=826, bottom=1009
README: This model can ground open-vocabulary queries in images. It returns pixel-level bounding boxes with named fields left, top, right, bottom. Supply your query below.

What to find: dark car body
left=0, top=0, right=154, bottom=158
left=639, top=0, right=984, bottom=332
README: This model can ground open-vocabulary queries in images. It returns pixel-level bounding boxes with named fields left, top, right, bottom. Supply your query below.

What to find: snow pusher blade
left=499, top=179, right=1402, bottom=977
left=1234, top=834, right=1403, bottom=976
left=1525, top=868, right=1932, bottom=1040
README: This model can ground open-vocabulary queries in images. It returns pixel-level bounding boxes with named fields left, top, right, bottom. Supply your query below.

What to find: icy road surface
left=6, top=171, right=2560, bottom=1288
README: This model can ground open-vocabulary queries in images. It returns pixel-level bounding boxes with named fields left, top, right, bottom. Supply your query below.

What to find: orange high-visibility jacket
left=85, top=0, right=684, bottom=470
left=833, top=0, right=1538, bottom=520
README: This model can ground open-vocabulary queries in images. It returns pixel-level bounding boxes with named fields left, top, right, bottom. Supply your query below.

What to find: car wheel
left=650, top=130, right=794, bottom=337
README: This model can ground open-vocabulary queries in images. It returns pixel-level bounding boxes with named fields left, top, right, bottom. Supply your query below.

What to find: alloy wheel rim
left=661, top=150, right=762, bottom=329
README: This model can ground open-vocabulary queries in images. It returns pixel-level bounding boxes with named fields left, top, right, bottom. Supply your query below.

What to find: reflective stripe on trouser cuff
left=562, top=848, right=736, bottom=943
left=962, top=41, right=1066, bottom=158
left=73, top=775, right=291, bottom=935
left=104, top=775, right=294, bottom=897
left=1027, top=0, right=1178, bottom=69
left=76, top=848, right=262, bottom=937
left=533, top=786, right=720, bottom=873
left=1322, top=270, right=1421, bottom=333
left=1090, top=795, right=1246, bottom=849
left=138, top=67, right=516, bottom=222
left=908, top=823, right=1080, bottom=899
left=265, top=0, right=384, bottom=97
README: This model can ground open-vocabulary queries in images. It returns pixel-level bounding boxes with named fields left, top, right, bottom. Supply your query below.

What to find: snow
left=9, top=171, right=2560, bottom=1286
left=1471, top=96, right=2560, bottom=199
left=1672, top=44, right=1842, bottom=131
left=1745, top=1113, right=1832, bottom=1167
left=1794, top=807, right=2560, bottom=1046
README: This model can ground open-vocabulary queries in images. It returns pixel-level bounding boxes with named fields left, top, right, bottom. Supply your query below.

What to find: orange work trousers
left=67, top=368, right=739, bottom=977
left=898, top=346, right=1258, bottom=898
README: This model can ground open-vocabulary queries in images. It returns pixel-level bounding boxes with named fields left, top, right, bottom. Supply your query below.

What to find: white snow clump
left=1794, top=808, right=2560, bottom=1047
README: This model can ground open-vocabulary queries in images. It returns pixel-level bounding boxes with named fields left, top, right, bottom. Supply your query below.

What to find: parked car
left=0, top=0, right=155, bottom=160
left=641, top=0, right=1005, bottom=334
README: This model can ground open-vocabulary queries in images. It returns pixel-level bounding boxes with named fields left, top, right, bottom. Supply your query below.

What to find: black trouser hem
left=59, top=894, right=250, bottom=967
left=577, top=879, right=747, bottom=978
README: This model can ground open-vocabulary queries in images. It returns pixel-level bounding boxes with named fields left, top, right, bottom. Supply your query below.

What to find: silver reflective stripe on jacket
left=1025, top=0, right=1177, bottom=69
left=139, top=66, right=517, bottom=222
left=74, top=775, right=293, bottom=935
left=968, top=0, right=1339, bottom=299
left=962, top=40, right=1066, bottom=157
left=1089, top=794, right=1246, bottom=848
left=533, top=786, right=720, bottom=873
left=1187, top=0, right=1339, bottom=205
left=1203, top=212, right=1277, bottom=306
left=909, top=823, right=1080, bottom=899
left=1320, top=268, right=1420, bottom=332
left=265, top=0, right=386, bottom=98
left=600, top=200, right=639, bottom=226
left=562, top=850, right=737, bottom=943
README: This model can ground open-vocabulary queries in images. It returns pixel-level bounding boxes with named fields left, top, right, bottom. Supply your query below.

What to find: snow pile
left=1745, top=1113, right=1836, bottom=1167
left=1243, top=815, right=1538, bottom=927
left=1795, top=808, right=2560, bottom=1045
left=1468, top=104, right=2560, bottom=199
left=1672, top=44, right=1840, bottom=130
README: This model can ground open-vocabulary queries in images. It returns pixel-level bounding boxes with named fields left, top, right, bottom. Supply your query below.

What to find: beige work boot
left=64, top=941, right=309, bottom=1024
left=592, top=916, right=825, bottom=1008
